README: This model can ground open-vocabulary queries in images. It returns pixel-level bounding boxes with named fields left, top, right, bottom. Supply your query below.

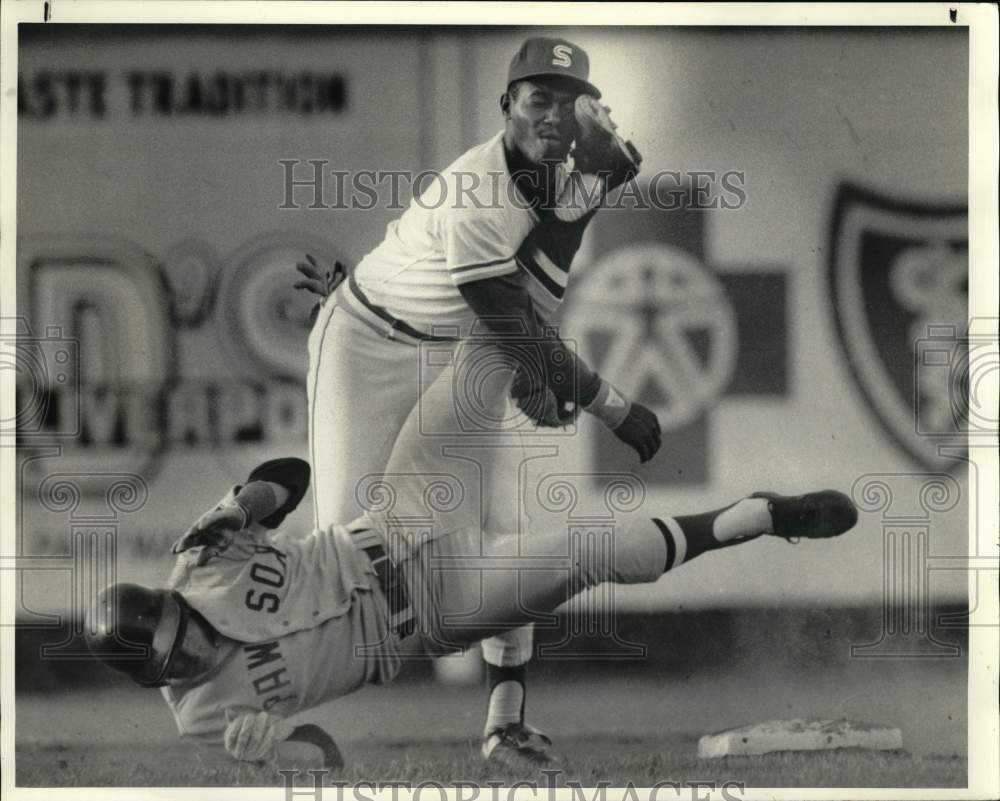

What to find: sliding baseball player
left=84, top=456, right=857, bottom=766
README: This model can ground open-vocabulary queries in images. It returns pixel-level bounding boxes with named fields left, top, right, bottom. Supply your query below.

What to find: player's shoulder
left=441, top=131, right=506, bottom=176
left=433, top=132, right=535, bottom=231
left=440, top=133, right=510, bottom=207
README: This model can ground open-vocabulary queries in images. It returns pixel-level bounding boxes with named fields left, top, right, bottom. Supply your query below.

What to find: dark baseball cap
left=507, top=36, right=601, bottom=99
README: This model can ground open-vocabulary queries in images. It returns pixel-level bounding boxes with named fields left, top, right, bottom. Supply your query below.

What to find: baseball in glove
left=571, top=95, right=642, bottom=190
left=510, top=366, right=581, bottom=428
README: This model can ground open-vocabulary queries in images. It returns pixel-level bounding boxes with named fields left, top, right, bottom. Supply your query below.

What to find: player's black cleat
left=751, top=490, right=859, bottom=542
left=572, top=95, right=642, bottom=191
left=481, top=722, right=558, bottom=767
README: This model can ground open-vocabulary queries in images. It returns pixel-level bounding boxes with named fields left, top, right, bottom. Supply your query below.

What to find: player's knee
left=569, top=558, right=609, bottom=593
left=569, top=517, right=666, bottom=589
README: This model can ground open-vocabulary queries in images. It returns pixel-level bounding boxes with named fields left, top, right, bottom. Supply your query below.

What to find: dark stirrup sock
left=652, top=497, right=772, bottom=570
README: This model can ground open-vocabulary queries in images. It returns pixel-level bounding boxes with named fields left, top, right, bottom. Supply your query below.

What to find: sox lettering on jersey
left=244, top=545, right=289, bottom=614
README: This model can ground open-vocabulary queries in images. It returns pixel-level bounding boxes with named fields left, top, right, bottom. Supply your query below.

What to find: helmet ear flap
left=143, top=591, right=188, bottom=687
left=84, top=583, right=190, bottom=688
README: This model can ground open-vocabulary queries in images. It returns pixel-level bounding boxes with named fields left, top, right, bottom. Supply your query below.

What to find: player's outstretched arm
left=222, top=709, right=344, bottom=770
left=172, top=457, right=310, bottom=555
left=171, top=480, right=292, bottom=554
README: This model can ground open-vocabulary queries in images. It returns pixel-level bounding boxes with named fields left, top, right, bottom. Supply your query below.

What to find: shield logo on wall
left=828, top=183, right=967, bottom=470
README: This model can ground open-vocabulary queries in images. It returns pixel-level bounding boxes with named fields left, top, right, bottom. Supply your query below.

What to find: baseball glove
left=571, top=95, right=642, bottom=189
left=510, top=367, right=581, bottom=428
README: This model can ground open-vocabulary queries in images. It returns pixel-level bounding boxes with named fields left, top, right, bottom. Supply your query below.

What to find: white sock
left=485, top=680, right=524, bottom=735
left=712, top=498, right=772, bottom=542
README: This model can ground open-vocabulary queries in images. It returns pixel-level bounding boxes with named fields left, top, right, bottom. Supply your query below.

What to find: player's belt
left=361, top=543, right=416, bottom=639
left=342, top=275, right=456, bottom=345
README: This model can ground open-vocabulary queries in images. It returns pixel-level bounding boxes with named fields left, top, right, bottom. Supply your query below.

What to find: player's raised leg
left=427, top=490, right=859, bottom=648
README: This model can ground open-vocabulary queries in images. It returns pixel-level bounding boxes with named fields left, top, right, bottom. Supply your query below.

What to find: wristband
left=233, top=481, right=277, bottom=528
left=583, top=379, right=632, bottom=430
left=231, top=502, right=251, bottom=531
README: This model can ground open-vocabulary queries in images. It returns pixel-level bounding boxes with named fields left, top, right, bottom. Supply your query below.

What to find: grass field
left=19, top=739, right=965, bottom=788
left=15, top=660, right=966, bottom=788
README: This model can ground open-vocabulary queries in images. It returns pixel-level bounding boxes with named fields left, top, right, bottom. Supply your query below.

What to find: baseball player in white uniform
left=300, top=36, right=656, bottom=764
left=84, top=457, right=858, bottom=766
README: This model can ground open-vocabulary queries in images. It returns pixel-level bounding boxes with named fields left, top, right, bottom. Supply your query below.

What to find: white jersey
left=354, top=132, right=594, bottom=335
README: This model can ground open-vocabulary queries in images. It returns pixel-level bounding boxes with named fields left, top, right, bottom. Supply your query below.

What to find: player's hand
left=171, top=504, right=250, bottom=554
left=611, top=401, right=662, bottom=463
left=224, top=709, right=294, bottom=763
left=294, top=254, right=347, bottom=299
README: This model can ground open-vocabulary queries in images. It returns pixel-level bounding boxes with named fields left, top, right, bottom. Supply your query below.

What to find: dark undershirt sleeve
left=459, top=276, right=603, bottom=405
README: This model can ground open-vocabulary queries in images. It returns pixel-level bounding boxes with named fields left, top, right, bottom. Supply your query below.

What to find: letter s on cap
left=552, top=45, right=573, bottom=68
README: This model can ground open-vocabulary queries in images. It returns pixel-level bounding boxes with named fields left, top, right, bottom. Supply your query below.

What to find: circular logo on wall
left=215, top=232, right=344, bottom=381
left=564, top=242, right=738, bottom=430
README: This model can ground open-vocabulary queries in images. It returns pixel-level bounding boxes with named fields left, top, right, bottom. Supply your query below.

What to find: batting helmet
left=84, top=582, right=191, bottom=688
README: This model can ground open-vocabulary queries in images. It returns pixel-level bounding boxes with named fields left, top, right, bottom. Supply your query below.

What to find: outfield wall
left=12, top=25, right=970, bottom=622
